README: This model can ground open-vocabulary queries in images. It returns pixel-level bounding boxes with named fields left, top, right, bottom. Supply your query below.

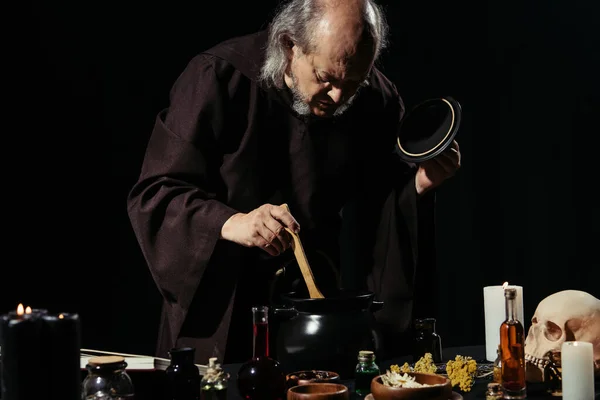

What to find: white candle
left=483, top=284, right=524, bottom=361
left=561, top=341, right=595, bottom=400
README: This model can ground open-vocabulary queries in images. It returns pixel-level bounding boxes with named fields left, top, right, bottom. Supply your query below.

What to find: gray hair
left=258, top=0, right=389, bottom=89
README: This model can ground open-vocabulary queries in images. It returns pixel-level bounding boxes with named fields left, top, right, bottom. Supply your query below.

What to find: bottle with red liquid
left=236, top=306, right=286, bottom=400
left=499, top=287, right=527, bottom=399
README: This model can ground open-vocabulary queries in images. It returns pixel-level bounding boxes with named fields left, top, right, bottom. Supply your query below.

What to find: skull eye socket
left=532, top=317, right=538, bottom=324
left=544, top=321, right=563, bottom=341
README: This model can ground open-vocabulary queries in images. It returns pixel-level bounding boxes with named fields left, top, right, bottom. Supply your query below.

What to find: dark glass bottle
left=166, top=347, right=201, bottom=400
left=354, top=350, right=380, bottom=396
left=237, top=306, right=286, bottom=400
left=413, top=318, right=443, bottom=363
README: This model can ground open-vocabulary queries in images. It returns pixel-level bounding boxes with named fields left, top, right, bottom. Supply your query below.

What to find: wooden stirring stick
left=280, top=204, right=325, bottom=299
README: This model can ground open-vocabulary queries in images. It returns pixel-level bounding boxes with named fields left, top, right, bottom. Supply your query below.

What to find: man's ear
left=282, top=35, right=295, bottom=60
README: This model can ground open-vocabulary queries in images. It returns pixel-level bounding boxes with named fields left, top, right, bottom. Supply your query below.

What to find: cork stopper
left=358, top=350, right=375, bottom=362
left=88, top=356, right=125, bottom=365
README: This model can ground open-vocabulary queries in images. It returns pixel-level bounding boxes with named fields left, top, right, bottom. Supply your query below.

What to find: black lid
left=169, top=347, right=196, bottom=362
left=396, top=97, right=462, bottom=163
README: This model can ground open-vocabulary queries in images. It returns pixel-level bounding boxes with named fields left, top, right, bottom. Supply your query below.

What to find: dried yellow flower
left=400, top=362, right=412, bottom=373
left=414, top=353, right=437, bottom=374
left=446, top=355, right=478, bottom=392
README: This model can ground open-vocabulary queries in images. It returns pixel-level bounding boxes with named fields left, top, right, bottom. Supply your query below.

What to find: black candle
left=0, top=307, right=45, bottom=400
left=41, top=313, right=81, bottom=400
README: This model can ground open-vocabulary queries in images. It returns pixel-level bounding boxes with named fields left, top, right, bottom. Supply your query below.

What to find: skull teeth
left=525, top=354, right=550, bottom=369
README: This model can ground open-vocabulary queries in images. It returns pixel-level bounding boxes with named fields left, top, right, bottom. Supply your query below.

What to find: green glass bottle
left=354, top=350, right=380, bottom=396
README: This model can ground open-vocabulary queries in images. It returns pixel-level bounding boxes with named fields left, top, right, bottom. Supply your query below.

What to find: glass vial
left=499, top=287, right=526, bottom=399
left=236, top=306, right=286, bottom=400
left=354, top=350, right=380, bottom=396
left=493, top=345, right=502, bottom=383
left=543, top=350, right=562, bottom=397
left=413, top=318, right=443, bottom=363
left=166, top=347, right=201, bottom=400
left=201, top=357, right=229, bottom=400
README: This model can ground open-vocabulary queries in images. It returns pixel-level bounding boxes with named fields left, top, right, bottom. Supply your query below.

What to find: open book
left=80, top=348, right=207, bottom=374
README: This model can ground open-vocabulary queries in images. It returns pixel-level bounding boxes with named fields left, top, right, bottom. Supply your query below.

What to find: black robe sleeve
left=126, top=54, right=242, bottom=311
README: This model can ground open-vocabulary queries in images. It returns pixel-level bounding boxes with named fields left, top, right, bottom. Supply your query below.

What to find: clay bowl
left=287, top=383, right=349, bottom=400
left=286, top=370, right=341, bottom=389
left=370, top=372, right=452, bottom=400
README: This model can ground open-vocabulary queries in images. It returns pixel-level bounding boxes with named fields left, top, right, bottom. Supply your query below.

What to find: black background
left=4, top=0, right=598, bottom=358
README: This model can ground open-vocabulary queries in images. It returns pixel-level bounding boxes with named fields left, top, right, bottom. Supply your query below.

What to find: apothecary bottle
left=413, top=318, right=443, bottom=363
left=81, top=356, right=135, bottom=400
left=166, top=347, right=201, bottom=400
left=201, top=357, right=229, bottom=400
left=354, top=350, right=380, bottom=396
left=499, top=287, right=526, bottom=399
left=236, top=306, right=286, bottom=400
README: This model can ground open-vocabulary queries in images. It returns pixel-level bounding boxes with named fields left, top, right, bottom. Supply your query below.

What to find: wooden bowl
left=286, top=370, right=340, bottom=388
left=370, top=372, right=452, bottom=400
left=287, top=383, right=349, bottom=399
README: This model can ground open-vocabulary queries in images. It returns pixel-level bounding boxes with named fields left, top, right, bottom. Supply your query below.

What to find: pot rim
left=279, top=289, right=378, bottom=313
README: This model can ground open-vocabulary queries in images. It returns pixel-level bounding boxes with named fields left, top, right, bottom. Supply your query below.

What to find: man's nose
left=327, top=87, right=343, bottom=104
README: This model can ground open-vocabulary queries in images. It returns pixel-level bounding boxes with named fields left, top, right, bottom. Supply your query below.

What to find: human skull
left=524, top=290, right=600, bottom=382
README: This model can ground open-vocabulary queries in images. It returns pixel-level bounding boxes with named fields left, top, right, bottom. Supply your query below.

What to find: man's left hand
left=415, top=140, right=461, bottom=196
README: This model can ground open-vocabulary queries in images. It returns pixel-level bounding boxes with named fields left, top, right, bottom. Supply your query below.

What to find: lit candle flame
left=17, top=303, right=24, bottom=316
left=502, top=281, right=509, bottom=289
left=25, top=306, right=32, bottom=314
left=59, top=314, right=64, bottom=319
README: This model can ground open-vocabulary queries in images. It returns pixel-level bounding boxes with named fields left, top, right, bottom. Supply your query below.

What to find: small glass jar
left=200, top=357, right=229, bottom=400
left=81, top=356, right=135, bottom=400
left=413, top=318, right=442, bottom=363
left=354, top=350, right=380, bottom=396
left=166, top=347, right=201, bottom=400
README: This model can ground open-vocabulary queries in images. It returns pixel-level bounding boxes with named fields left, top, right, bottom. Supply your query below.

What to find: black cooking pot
left=271, top=289, right=384, bottom=379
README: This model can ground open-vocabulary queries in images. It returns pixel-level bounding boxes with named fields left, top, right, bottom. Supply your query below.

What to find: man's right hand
left=220, top=204, right=301, bottom=257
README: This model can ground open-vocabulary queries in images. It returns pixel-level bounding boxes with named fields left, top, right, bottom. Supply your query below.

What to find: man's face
left=285, top=31, right=375, bottom=118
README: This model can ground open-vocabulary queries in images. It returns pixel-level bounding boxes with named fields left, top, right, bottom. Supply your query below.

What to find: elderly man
left=127, top=0, right=461, bottom=365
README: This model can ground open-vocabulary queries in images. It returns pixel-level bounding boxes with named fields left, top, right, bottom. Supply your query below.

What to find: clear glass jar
left=354, top=350, right=380, bottom=396
left=82, top=356, right=135, bottom=399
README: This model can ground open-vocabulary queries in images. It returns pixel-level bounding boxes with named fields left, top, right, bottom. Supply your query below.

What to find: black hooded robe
left=126, top=31, right=437, bottom=365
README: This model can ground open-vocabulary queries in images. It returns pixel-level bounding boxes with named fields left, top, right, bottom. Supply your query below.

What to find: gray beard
left=289, top=73, right=362, bottom=118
